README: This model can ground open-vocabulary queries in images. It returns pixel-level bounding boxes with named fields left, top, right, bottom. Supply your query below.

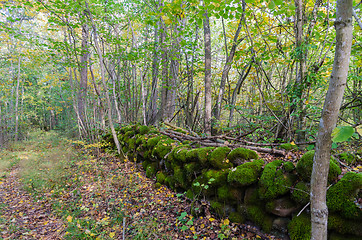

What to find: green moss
left=142, top=160, right=151, bottom=170
left=227, top=159, right=264, bottom=187
left=172, top=145, right=190, bottom=163
left=186, top=189, right=195, bottom=199
left=291, top=181, right=310, bottom=205
left=128, top=138, right=136, bottom=150
left=217, top=185, right=234, bottom=201
left=186, top=149, right=198, bottom=162
left=156, top=171, right=167, bottom=184
left=146, top=136, right=162, bottom=149
left=280, top=143, right=298, bottom=151
left=174, top=167, right=189, bottom=190
left=227, top=147, right=258, bottom=164
left=327, top=172, right=362, bottom=220
left=244, top=187, right=261, bottom=205
left=138, top=125, right=150, bottom=135
left=154, top=182, right=162, bottom=189
left=339, top=152, right=356, bottom=165
left=328, top=213, right=362, bottom=236
left=203, top=169, right=229, bottom=187
left=209, top=147, right=232, bottom=169
left=146, top=163, right=157, bottom=178
left=259, top=160, right=297, bottom=200
left=210, top=201, right=227, bottom=217
left=228, top=212, right=245, bottom=224
left=288, top=212, right=311, bottom=240
left=246, top=205, right=273, bottom=233
left=152, top=139, right=174, bottom=159
left=191, top=176, right=214, bottom=197
left=184, top=162, right=200, bottom=176
left=164, top=176, right=176, bottom=190
left=283, top=161, right=295, bottom=172
left=197, top=147, right=214, bottom=166
left=296, top=150, right=341, bottom=183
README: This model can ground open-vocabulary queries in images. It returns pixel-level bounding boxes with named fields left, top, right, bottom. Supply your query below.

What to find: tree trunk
left=14, top=55, right=21, bottom=141
left=310, top=0, right=353, bottom=239
left=203, top=8, right=212, bottom=135
left=214, top=17, right=244, bottom=122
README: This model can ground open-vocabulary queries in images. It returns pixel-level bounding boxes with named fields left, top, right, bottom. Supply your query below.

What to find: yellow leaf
left=161, top=15, right=172, bottom=25
left=109, top=232, right=115, bottom=238
left=223, top=219, right=230, bottom=225
left=290, top=141, right=296, bottom=146
left=209, top=217, right=215, bottom=222
left=66, top=215, right=73, bottom=222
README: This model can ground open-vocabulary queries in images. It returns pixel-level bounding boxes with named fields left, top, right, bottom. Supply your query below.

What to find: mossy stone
left=146, top=136, right=162, bottom=149
left=296, top=150, right=341, bottom=183
left=283, top=161, right=295, bottom=172
left=191, top=175, right=214, bottom=197
left=209, top=147, right=232, bottom=169
left=156, top=171, right=167, bottom=184
left=339, top=152, right=356, bottom=165
left=227, top=147, right=258, bottom=165
left=186, top=189, right=195, bottom=200
left=138, top=125, right=150, bottom=135
left=210, top=201, right=225, bottom=217
left=288, top=212, right=311, bottom=240
left=152, top=139, right=174, bottom=159
left=329, top=232, right=362, bottom=240
left=227, top=159, right=264, bottom=187
left=228, top=212, right=245, bottom=224
left=328, top=213, right=362, bottom=236
left=142, top=160, right=151, bottom=170
left=184, top=162, right=200, bottom=176
left=146, top=163, right=157, bottom=178
left=327, top=172, right=362, bottom=220
left=217, top=185, right=234, bottom=201
left=280, top=143, right=298, bottom=151
left=244, top=187, right=261, bottom=205
left=197, top=147, right=214, bottom=166
left=203, top=169, right=229, bottom=187
left=291, top=181, right=310, bottom=205
left=174, top=167, right=189, bottom=190
left=259, top=160, right=297, bottom=200
left=172, top=145, right=190, bottom=163
left=246, top=205, right=273, bottom=233
left=186, top=149, right=199, bottom=163
left=154, top=182, right=162, bottom=189
left=128, top=138, right=136, bottom=150
left=165, top=176, right=176, bottom=190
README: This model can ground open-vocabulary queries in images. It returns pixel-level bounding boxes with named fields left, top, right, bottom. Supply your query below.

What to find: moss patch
left=339, top=152, right=356, bottom=165
left=291, top=181, right=310, bottom=205
left=146, top=163, right=158, bottom=178
left=156, top=171, right=167, bottom=184
left=229, top=212, right=244, bottom=224
left=288, top=212, right=311, bottom=240
left=209, top=147, right=232, bottom=169
left=328, top=213, right=362, bottom=236
left=197, top=147, right=214, bottom=166
left=280, top=143, right=298, bottom=151
left=327, top=172, right=362, bottom=220
left=227, top=159, right=264, bottom=187
left=217, top=185, right=234, bottom=202
left=227, top=147, right=258, bottom=165
left=259, top=160, right=297, bottom=200
left=152, top=139, right=174, bottom=159
left=203, top=169, right=229, bottom=187
left=296, top=150, right=341, bottom=183
left=246, top=205, right=273, bottom=233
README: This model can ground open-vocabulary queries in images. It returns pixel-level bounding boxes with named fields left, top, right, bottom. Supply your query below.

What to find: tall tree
left=310, top=0, right=353, bottom=239
left=203, top=6, right=212, bottom=135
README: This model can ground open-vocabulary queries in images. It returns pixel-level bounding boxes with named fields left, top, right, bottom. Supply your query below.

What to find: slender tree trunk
left=215, top=17, right=244, bottom=122
left=14, top=56, right=21, bottom=141
left=86, top=2, right=124, bottom=157
left=310, top=0, right=353, bottom=239
left=203, top=8, right=212, bottom=135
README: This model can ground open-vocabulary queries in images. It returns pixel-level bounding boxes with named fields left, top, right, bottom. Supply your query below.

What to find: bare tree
left=203, top=7, right=212, bottom=135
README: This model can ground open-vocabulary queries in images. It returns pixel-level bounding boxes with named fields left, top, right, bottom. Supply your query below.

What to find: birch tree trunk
left=14, top=55, right=21, bottom=141
left=310, top=0, right=353, bottom=239
left=203, top=8, right=212, bottom=136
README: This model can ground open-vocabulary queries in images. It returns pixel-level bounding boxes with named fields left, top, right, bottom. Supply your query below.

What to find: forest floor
left=0, top=131, right=282, bottom=240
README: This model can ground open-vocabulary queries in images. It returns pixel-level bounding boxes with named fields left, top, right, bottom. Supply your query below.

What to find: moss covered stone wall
left=103, top=124, right=362, bottom=240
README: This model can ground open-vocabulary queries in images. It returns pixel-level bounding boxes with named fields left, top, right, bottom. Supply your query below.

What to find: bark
left=310, top=0, right=353, bottom=239
left=14, top=55, right=21, bottom=141
left=214, top=17, right=244, bottom=122
left=85, top=2, right=124, bottom=158
left=203, top=8, right=212, bottom=135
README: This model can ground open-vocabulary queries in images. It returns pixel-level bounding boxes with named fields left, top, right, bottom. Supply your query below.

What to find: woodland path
left=0, top=132, right=281, bottom=240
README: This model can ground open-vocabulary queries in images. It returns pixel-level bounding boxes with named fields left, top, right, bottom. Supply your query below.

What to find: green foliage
left=332, top=126, right=355, bottom=143
left=227, top=159, right=264, bottom=187
left=156, top=171, right=167, bottom=184
left=291, top=181, right=310, bottom=205
left=326, top=172, right=362, bottom=220
left=279, top=143, right=298, bottom=151
left=339, top=152, right=356, bottom=165
left=203, top=169, right=229, bottom=187
left=146, top=163, right=158, bottom=178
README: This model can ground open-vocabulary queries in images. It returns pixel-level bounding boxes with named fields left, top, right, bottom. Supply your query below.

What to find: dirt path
left=0, top=167, right=65, bottom=239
